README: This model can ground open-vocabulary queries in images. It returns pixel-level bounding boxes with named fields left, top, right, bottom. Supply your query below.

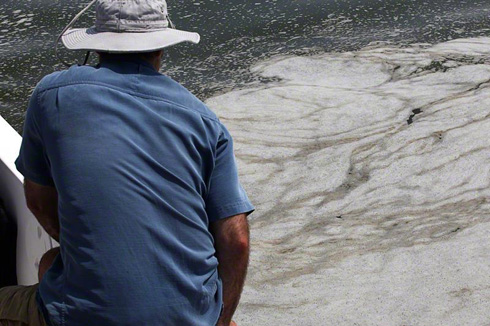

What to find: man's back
left=15, top=57, right=254, bottom=325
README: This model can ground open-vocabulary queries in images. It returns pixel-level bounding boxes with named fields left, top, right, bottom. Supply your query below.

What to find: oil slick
left=207, top=37, right=490, bottom=325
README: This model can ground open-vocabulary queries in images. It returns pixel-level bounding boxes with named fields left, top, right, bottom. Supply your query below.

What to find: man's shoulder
left=35, top=65, right=97, bottom=93
left=35, top=65, right=220, bottom=123
left=142, top=74, right=220, bottom=122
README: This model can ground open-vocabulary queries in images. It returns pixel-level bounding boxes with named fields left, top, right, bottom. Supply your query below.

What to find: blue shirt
left=15, top=58, right=254, bottom=326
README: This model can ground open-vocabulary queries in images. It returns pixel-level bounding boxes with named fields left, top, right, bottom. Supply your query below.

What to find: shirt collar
left=98, top=56, right=159, bottom=74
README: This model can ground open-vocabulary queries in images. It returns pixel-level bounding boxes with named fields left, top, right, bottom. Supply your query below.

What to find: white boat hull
left=0, top=115, right=56, bottom=285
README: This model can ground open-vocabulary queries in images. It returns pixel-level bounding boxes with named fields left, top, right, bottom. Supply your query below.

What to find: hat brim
left=61, top=27, right=200, bottom=53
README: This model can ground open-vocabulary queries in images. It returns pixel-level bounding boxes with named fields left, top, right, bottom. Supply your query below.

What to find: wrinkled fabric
left=0, top=285, right=46, bottom=326
left=96, top=0, right=169, bottom=32
left=15, top=57, right=254, bottom=326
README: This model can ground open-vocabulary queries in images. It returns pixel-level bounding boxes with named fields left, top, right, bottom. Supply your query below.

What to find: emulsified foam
left=206, top=37, right=490, bottom=325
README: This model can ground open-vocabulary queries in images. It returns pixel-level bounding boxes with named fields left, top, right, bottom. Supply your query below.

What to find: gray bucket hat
left=58, top=0, right=200, bottom=53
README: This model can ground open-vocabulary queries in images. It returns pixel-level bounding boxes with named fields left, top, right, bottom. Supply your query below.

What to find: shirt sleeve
left=15, top=86, right=54, bottom=186
left=205, top=122, right=254, bottom=222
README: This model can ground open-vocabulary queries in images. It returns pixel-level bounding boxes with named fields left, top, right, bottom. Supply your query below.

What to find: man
left=0, top=1, right=254, bottom=325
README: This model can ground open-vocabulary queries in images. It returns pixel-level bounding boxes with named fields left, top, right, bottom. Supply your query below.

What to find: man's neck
left=97, top=51, right=163, bottom=71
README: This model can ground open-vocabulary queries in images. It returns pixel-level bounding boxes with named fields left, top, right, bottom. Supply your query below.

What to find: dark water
left=0, top=0, right=489, bottom=132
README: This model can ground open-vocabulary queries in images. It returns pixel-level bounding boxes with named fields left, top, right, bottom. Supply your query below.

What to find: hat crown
left=95, top=0, right=169, bottom=32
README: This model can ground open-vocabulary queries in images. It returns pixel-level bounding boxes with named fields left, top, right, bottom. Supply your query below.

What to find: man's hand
left=210, top=213, right=250, bottom=326
left=24, top=179, right=60, bottom=242
left=38, top=247, right=60, bottom=282
left=216, top=321, right=238, bottom=326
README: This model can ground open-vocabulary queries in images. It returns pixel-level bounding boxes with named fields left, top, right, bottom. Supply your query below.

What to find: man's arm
left=24, top=178, right=60, bottom=242
left=210, top=213, right=250, bottom=326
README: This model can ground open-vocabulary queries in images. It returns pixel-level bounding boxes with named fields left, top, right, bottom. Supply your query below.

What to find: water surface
left=1, top=2, right=489, bottom=325
left=0, top=0, right=489, bottom=131
left=206, top=36, right=490, bottom=325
